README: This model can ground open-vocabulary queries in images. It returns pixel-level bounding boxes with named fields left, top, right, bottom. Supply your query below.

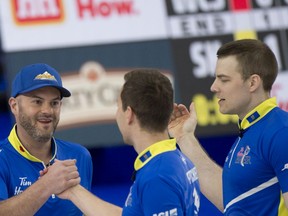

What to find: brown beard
left=18, top=103, right=59, bottom=143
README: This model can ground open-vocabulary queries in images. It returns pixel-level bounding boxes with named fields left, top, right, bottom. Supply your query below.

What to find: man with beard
left=0, top=63, right=93, bottom=215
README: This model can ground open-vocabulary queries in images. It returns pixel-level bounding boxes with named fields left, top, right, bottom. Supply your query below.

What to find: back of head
left=121, top=69, right=174, bottom=132
left=217, top=39, right=278, bottom=92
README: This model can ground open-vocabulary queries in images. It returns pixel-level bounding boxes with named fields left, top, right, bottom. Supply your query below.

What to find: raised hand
left=168, top=102, right=197, bottom=142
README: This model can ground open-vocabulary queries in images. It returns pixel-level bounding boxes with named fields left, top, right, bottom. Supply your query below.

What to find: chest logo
left=235, top=145, right=251, bottom=166
left=14, top=177, right=32, bottom=195
left=281, top=163, right=288, bottom=171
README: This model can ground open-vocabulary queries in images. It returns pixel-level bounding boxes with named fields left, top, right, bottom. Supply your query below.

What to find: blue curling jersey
left=223, top=98, right=288, bottom=215
left=122, top=139, right=200, bottom=216
left=0, top=126, right=93, bottom=216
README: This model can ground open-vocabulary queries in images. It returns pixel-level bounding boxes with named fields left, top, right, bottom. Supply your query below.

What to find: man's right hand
left=168, top=102, right=197, bottom=142
left=40, top=159, right=80, bottom=196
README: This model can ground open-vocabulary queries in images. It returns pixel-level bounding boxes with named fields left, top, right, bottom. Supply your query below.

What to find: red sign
left=76, top=0, right=136, bottom=18
left=12, top=0, right=64, bottom=25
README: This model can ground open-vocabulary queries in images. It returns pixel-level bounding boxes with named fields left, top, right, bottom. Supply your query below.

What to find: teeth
left=39, top=119, right=51, bottom=122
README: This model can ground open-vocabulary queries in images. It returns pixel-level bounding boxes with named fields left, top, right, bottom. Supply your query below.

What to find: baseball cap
left=11, top=63, right=71, bottom=98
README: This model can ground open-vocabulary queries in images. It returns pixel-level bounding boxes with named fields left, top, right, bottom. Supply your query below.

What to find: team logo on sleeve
left=186, top=167, right=198, bottom=184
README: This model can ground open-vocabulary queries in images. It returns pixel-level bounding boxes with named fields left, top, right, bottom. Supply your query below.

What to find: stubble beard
left=19, top=112, right=59, bottom=143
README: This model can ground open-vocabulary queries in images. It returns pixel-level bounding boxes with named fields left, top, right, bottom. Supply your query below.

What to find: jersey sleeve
left=141, top=176, right=184, bottom=216
left=269, top=127, right=288, bottom=193
left=86, top=150, right=93, bottom=190
left=0, top=159, right=8, bottom=200
left=78, top=147, right=93, bottom=191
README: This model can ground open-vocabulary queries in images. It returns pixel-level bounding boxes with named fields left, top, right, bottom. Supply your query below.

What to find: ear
left=249, top=74, right=261, bottom=92
left=126, top=106, right=134, bottom=125
left=8, top=97, right=18, bottom=115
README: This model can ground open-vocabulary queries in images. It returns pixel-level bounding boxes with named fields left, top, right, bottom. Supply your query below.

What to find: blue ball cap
left=11, top=63, right=71, bottom=98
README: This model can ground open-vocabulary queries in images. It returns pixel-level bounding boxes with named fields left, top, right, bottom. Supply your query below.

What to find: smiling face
left=10, top=86, right=62, bottom=143
left=210, top=55, right=252, bottom=119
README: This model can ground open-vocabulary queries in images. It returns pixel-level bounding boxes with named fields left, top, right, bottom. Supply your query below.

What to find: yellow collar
left=239, top=97, right=277, bottom=130
left=134, top=138, right=177, bottom=171
left=8, top=125, right=57, bottom=164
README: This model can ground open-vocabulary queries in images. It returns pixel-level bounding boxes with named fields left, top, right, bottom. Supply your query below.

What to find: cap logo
left=34, top=71, right=57, bottom=82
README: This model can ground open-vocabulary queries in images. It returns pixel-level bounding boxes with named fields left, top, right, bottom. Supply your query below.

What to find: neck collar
left=134, top=138, right=177, bottom=171
left=8, top=125, right=57, bottom=164
left=239, top=97, right=277, bottom=130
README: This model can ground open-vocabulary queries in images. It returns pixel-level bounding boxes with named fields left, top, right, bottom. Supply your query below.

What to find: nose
left=210, top=80, right=217, bottom=93
left=41, top=102, right=53, bottom=114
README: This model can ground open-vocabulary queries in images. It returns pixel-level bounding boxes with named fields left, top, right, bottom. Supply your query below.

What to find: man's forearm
left=0, top=178, right=52, bottom=216
left=69, top=185, right=122, bottom=216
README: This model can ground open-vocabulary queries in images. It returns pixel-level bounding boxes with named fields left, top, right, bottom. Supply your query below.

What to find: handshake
left=39, top=159, right=80, bottom=200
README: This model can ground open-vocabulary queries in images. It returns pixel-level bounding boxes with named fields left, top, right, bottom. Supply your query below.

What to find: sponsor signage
left=0, top=0, right=168, bottom=51
left=58, top=61, right=174, bottom=130
left=11, top=0, right=65, bottom=25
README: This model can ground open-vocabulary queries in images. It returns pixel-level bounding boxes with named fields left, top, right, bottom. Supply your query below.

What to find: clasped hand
left=39, top=159, right=80, bottom=198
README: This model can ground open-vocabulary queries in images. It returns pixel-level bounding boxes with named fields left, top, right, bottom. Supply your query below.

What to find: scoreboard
left=166, top=0, right=288, bottom=136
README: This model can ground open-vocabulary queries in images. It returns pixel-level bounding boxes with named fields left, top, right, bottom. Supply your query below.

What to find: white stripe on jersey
left=224, top=177, right=278, bottom=212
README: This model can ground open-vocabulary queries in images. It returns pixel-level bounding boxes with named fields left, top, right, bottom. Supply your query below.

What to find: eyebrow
left=23, top=94, right=61, bottom=101
left=216, top=74, right=231, bottom=79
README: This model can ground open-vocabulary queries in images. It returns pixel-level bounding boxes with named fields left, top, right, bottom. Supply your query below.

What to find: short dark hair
left=121, top=69, right=174, bottom=132
left=217, top=39, right=278, bottom=91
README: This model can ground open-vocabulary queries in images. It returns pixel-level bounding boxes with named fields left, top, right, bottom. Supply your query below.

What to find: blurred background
left=1, top=0, right=288, bottom=215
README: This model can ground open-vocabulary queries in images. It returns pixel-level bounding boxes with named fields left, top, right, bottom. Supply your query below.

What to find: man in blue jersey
left=58, top=69, right=201, bottom=216
left=0, top=63, right=93, bottom=215
left=169, top=39, right=288, bottom=215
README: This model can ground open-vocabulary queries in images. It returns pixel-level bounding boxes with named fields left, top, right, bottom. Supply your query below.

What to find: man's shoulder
left=144, top=150, right=194, bottom=176
left=270, top=106, right=288, bottom=119
left=0, top=138, right=16, bottom=166
left=0, top=137, right=9, bottom=145
left=0, top=138, right=13, bottom=154
left=54, top=138, right=90, bottom=154
left=264, top=107, right=288, bottom=131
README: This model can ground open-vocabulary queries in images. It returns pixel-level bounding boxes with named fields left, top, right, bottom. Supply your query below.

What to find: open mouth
left=38, top=118, right=53, bottom=124
left=218, top=99, right=225, bottom=104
